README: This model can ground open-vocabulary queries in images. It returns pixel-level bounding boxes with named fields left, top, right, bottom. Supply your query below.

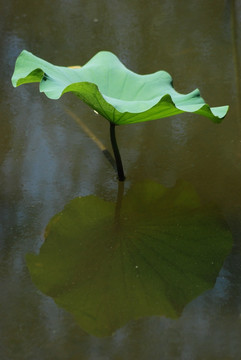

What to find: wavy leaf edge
left=11, top=50, right=229, bottom=124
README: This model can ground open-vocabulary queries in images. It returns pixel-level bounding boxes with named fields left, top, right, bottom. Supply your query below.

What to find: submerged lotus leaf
left=12, top=50, right=228, bottom=125
left=26, top=181, right=232, bottom=337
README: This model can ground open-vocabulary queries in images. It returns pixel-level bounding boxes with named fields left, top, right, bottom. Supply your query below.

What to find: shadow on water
left=26, top=180, right=233, bottom=337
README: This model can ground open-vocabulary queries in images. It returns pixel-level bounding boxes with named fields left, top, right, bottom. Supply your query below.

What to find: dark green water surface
left=1, top=1, right=241, bottom=359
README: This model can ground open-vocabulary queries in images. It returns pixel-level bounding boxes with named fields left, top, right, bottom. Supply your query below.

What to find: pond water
left=1, top=0, right=241, bottom=359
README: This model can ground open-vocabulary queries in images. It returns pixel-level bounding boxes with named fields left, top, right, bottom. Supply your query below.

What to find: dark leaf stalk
left=110, top=123, right=125, bottom=181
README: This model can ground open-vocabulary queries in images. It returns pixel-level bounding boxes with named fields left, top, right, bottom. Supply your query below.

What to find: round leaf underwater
left=26, top=181, right=233, bottom=337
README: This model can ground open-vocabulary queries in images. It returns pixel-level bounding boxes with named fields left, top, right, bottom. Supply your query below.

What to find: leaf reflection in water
left=26, top=181, right=232, bottom=337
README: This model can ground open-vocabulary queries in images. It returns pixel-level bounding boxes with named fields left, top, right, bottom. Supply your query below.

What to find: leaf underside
left=12, top=50, right=228, bottom=125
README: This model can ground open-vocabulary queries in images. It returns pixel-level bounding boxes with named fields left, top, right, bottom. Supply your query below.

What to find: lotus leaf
left=26, top=181, right=232, bottom=337
left=12, top=50, right=228, bottom=125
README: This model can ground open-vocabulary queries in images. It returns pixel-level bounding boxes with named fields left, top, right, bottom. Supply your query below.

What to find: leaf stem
left=110, top=123, right=125, bottom=181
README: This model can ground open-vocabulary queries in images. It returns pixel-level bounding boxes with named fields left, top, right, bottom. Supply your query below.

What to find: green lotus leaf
left=12, top=50, right=228, bottom=125
left=26, top=181, right=232, bottom=337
